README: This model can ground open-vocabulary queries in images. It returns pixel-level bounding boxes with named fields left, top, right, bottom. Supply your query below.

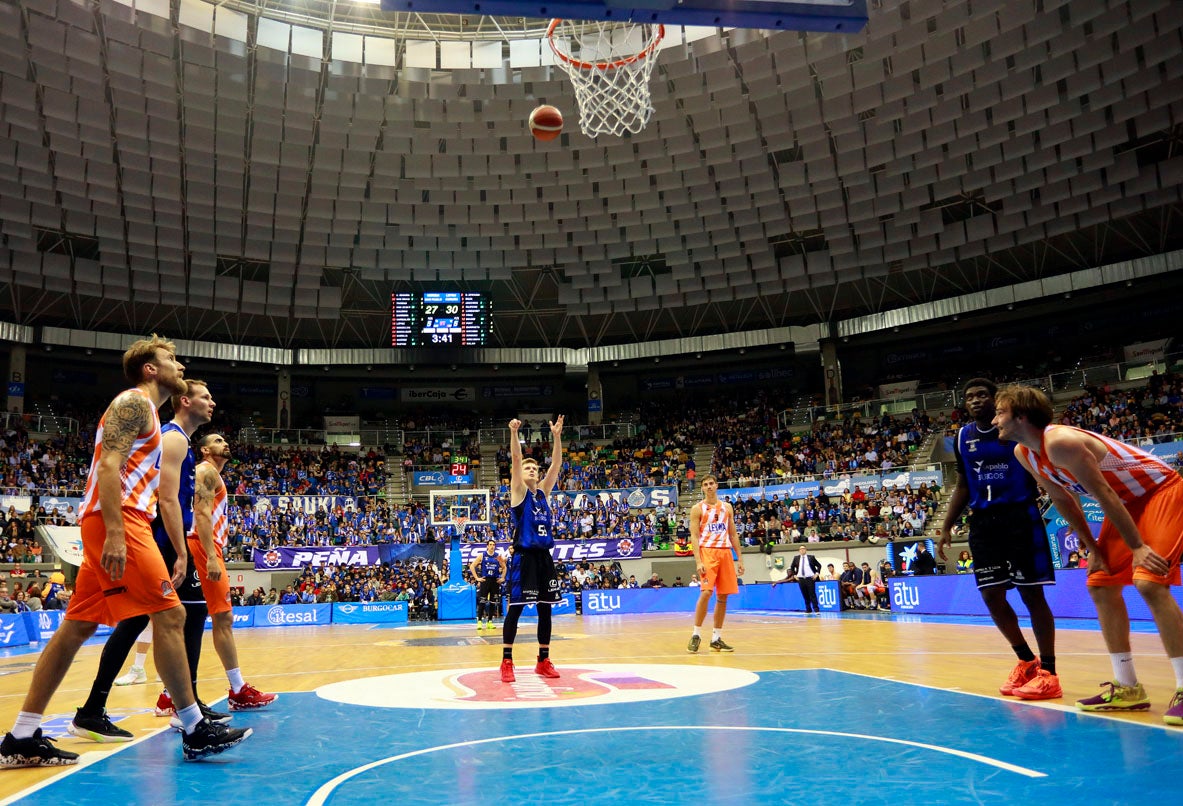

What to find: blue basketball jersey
left=954, top=422, right=1039, bottom=510
left=478, top=550, right=501, bottom=578
left=512, top=489, right=554, bottom=550
left=152, top=421, right=197, bottom=548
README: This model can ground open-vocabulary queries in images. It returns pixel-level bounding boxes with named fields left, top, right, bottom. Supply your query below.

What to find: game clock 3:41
left=391, top=291, right=492, bottom=347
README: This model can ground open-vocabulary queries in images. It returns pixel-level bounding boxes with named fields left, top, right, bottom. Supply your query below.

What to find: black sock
left=1040, top=655, right=1056, bottom=675
left=80, top=684, right=112, bottom=716
left=81, top=615, right=150, bottom=715
left=502, top=647, right=513, bottom=661
left=538, top=646, right=550, bottom=661
left=503, top=605, right=521, bottom=647
left=183, top=603, right=207, bottom=699
left=1013, top=643, right=1036, bottom=662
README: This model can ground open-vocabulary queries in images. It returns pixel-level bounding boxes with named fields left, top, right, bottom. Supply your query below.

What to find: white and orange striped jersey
left=695, top=499, right=734, bottom=549
left=1016, top=424, right=1176, bottom=505
left=79, top=388, right=162, bottom=521
left=189, top=462, right=228, bottom=552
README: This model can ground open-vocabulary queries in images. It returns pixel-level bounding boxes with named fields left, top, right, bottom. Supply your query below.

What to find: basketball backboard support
left=378, top=0, right=867, bottom=33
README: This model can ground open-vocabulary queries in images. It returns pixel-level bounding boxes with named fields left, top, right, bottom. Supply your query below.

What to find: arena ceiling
left=0, top=0, right=1180, bottom=351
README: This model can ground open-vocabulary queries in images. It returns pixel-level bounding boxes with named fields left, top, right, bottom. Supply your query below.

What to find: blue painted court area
left=7, top=668, right=1181, bottom=805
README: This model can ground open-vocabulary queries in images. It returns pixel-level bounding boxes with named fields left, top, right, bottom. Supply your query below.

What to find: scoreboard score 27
left=391, top=292, right=491, bottom=347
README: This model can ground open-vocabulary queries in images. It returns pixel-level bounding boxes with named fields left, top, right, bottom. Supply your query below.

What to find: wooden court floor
left=0, top=609, right=1180, bottom=801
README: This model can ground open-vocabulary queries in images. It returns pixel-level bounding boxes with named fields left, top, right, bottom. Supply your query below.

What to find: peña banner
left=253, top=542, right=445, bottom=571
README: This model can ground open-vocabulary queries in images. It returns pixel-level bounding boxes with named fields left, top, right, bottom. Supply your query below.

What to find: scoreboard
left=391, top=292, right=492, bottom=347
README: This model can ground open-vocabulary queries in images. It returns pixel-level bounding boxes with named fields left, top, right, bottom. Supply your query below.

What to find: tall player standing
left=996, top=385, right=1183, bottom=724
left=687, top=474, right=744, bottom=653
left=188, top=433, right=277, bottom=711
left=501, top=416, right=565, bottom=683
left=0, top=337, right=250, bottom=766
left=938, top=378, right=1061, bottom=700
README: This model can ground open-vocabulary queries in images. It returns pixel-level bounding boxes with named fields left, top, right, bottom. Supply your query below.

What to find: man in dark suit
left=911, top=543, right=938, bottom=576
left=789, top=546, right=822, bottom=614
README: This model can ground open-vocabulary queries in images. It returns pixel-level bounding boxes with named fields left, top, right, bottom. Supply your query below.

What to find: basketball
left=529, top=105, right=563, bottom=141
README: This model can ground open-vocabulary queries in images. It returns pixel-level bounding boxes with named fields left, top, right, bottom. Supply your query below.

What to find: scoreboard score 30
left=391, top=292, right=492, bottom=347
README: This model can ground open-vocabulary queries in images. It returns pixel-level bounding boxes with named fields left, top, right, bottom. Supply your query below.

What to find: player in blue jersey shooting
left=501, top=415, right=565, bottom=683
left=939, top=378, right=1062, bottom=701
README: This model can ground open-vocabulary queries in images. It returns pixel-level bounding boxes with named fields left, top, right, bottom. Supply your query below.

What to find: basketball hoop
left=547, top=19, right=665, bottom=138
left=454, top=517, right=469, bottom=535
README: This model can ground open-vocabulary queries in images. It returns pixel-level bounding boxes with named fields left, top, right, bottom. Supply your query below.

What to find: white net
left=547, top=20, right=664, bottom=138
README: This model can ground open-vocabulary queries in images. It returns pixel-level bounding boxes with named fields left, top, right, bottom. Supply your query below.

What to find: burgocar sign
left=332, top=601, right=408, bottom=624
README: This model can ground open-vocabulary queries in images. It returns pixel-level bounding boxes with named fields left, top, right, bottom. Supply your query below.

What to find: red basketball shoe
left=500, top=658, right=516, bottom=683
left=1013, top=669, right=1063, bottom=700
left=228, top=683, right=278, bottom=711
left=534, top=658, right=560, bottom=679
left=154, top=690, right=175, bottom=717
left=999, top=659, right=1040, bottom=696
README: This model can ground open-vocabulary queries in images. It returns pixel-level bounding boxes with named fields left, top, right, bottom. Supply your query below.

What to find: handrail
left=4, top=411, right=80, bottom=435
left=477, top=422, right=637, bottom=446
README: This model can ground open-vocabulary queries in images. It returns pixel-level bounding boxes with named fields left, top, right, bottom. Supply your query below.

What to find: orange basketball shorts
left=188, top=536, right=232, bottom=615
left=1088, top=476, right=1183, bottom=587
left=68, top=511, right=180, bottom=626
left=700, top=547, right=738, bottom=596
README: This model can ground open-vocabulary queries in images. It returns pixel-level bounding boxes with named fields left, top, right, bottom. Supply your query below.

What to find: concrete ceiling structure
left=0, top=0, right=1180, bottom=351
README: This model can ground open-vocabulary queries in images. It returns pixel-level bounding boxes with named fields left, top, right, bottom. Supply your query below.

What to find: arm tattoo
left=101, top=392, right=152, bottom=461
left=194, top=466, right=217, bottom=507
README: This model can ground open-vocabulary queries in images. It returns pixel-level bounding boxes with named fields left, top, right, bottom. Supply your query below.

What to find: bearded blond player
left=687, top=474, right=744, bottom=653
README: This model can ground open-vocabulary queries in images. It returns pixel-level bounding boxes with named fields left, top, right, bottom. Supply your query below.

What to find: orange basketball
left=529, top=105, right=564, bottom=141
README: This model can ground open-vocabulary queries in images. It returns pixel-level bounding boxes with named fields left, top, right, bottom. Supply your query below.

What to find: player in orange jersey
left=190, top=433, right=277, bottom=711
left=0, top=337, right=251, bottom=767
left=996, top=384, right=1183, bottom=725
left=687, top=474, right=744, bottom=653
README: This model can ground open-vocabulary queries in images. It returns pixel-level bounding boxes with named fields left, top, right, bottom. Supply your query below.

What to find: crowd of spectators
left=1057, top=371, right=1183, bottom=444
left=0, top=423, right=94, bottom=497
left=0, top=572, right=71, bottom=612
left=712, top=410, right=939, bottom=485
left=725, top=482, right=940, bottom=545
left=224, top=445, right=386, bottom=498
left=288, top=559, right=445, bottom=617
left=0, top=507, right=45, bottom=564
left=227, top=499, right=429, bottom=558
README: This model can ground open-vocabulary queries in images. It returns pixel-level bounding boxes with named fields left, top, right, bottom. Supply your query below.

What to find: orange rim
left=546, top=19, right=665, bottom=71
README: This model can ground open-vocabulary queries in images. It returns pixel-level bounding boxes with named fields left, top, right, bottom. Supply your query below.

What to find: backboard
left=378, top=0, right=867, bottom=32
